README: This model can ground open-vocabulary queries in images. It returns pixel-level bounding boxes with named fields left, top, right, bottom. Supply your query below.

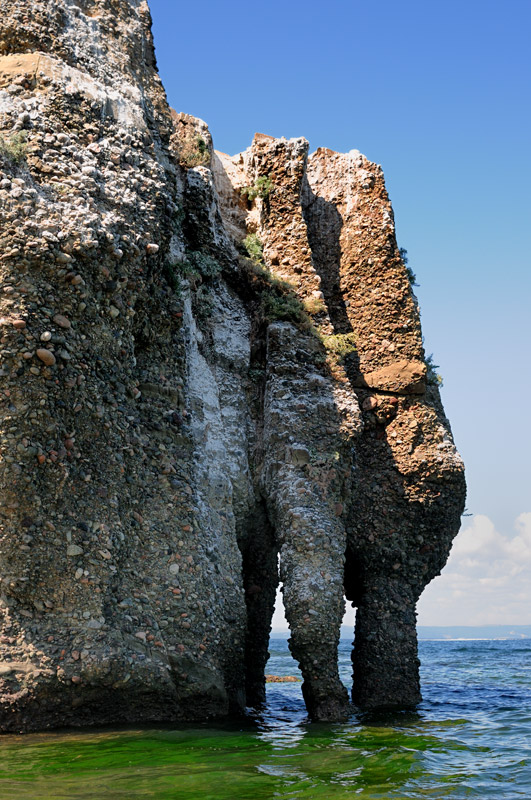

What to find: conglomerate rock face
left=0, top=0, right=465, bottom=731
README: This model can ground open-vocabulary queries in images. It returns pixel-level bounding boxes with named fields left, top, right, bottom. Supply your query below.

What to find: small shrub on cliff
left=164, top=251, right=221, bottom=294
left=238, top=254, right=311, bottom=329
left=261, top=291, right=309, bottom=326
left=248, top=367, right=265, bottom=382
left=242, top=233, right=264, bottom=262
left=163, top=262, right=180, bottom=291
left=319, top=332, right=358, bottom=360
left=185, top=251, right=222, bottom=278
left=399, top=247, right=418, bottom=287
left=425, top=353, right=443, bottom=386
left=180, top=135, right=209, bottom=168
left=192, top=283, right=215, bottom=322
left=303, top=296, right=327, bottom=315
left=241, top=175, right=273, bottom=202
left=0, top=131, right=27, bottom=164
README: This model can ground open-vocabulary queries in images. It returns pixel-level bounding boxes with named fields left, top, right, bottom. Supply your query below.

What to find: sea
left=0, top=637, right=529, bottom=799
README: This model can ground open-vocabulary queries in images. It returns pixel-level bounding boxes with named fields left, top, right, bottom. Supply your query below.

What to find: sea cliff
left=0, top=0, right=465, bottom=731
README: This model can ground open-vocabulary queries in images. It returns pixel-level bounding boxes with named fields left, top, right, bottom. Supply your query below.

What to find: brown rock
left=36, top=348, right=56, bottom=366
left=53, top=314, right=71, bottom=329
left=362, top=395, right=378, bottom=411
left=354, top=360, right=426, bottom=394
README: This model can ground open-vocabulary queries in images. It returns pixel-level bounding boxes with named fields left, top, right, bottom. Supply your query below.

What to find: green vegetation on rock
left=399, top=247, right=418, bottom=287
left=0, top=131, right=28, bottom=164
left=185, top=251, right=222, bottom=278
left=318, top=332, right=358, bottom=360
left=242, top=233, right=264, bottom=262
left=181, top=135, right=209, bottom=168
left=164, top=250, right=221, bottom=294
left=238, top=250, right=311, bottom=329
left=303, top=296, right=327, bottom=315
left=261, top=289, right=309, bottom=325
left=240, top=175, right=273, bottom=202
left=425, top=353, right=443, bottom=386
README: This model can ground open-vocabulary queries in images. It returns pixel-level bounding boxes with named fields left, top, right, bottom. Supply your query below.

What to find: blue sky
left=149, top=0, right=530, bottom=624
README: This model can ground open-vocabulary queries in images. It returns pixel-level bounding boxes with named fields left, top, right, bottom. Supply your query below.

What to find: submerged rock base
left=0, top=0, right=465, bottom=731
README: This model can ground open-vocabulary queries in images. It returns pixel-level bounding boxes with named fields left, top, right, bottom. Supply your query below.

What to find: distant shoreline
left=270, top=625, right=531, bottom=641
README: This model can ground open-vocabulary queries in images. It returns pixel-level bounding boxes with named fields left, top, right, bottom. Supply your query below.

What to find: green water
left=0, top=639, right=529, bottom=799
left=0, top=720, right=488, bottom=799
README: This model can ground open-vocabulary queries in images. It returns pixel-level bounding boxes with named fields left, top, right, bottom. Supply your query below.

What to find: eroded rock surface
left=0, top=0, right=465, bottom=731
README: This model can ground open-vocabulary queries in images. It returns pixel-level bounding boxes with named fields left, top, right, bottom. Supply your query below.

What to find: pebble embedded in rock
left=53, top=314, right=71, bottom=329
left=36, top=348, right=56, bottom=366
left=362, top=396, right=378, bottom=411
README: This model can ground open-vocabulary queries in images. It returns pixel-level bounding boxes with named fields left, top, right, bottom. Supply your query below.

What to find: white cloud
left=271, top=589, right=288, bottom=631
left=417, top=512, right=531, bottom=625
left=271, top=513, right=531, bottom=630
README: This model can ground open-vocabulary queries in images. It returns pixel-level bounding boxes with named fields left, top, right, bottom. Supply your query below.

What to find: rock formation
left=0, top=0, right=465, bottom=732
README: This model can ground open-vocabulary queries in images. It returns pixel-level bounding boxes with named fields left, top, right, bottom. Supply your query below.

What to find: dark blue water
left=0, top=638, right=529, bottom=799
left=262, top=637, right=531, bottom=798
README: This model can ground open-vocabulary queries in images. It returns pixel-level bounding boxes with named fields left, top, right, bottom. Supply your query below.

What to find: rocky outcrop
left=302, top=147, right=465, bottom=709
left=0, top=0, right=465, bottom=732
left=216, top=136, right=465, bottom=713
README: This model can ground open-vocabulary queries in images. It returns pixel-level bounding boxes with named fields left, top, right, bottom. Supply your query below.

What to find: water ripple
left=0, top=639, right=529, bottom=799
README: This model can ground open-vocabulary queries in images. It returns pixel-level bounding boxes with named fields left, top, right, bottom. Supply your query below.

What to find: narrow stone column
left=281, top=551, right=349, bottom=720
left=261, top=322, right=358, bottom=721
left=352, top=579, right=420, bottom=709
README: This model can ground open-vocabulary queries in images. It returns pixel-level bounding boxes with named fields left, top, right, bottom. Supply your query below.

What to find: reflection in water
left=0, top=640, right=530, bottom=799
